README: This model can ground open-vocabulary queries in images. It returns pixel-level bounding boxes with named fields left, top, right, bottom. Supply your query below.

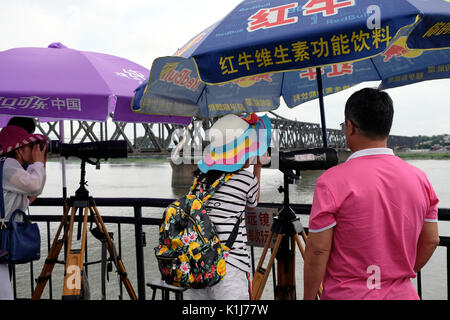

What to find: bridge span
left=35, top=113, right=419, bottom=155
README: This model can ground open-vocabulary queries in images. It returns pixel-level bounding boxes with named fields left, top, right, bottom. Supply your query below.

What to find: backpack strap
left=201, top=173, right=233, bottom=203
left=188, top=175, right=200, bottom=195
left=224, top=211, right=244, bottom=250
left=202, top=173, right=242, bottom=249
left=188, top=172, right=240, bottom=249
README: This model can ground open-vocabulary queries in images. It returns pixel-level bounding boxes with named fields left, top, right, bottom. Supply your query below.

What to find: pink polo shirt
left=309, top=148, right=439, bottom=300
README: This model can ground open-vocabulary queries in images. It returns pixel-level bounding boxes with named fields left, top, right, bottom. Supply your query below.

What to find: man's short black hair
left=344, top=87, right=394, bottom=139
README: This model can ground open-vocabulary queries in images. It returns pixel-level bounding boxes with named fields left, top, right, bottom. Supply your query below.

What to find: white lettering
left=366, top=265, right=381, bottom=289
left=366, top=5, right=381, bottom=30
left=182, top=304, right=216, bottom=318
left=66, top=265, right=81, bottom=290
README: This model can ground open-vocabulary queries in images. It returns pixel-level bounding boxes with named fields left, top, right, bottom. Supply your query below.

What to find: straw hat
left=198, top=113, right=272, bottom=173
left=0, top=125, right=47, bottom=156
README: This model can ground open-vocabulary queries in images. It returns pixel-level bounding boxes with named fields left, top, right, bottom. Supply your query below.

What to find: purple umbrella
left=0, top=43, right=191, bottom=203
left=0, top=42, right=191, bottom=125
left=0, top=115, right=12, bottom=128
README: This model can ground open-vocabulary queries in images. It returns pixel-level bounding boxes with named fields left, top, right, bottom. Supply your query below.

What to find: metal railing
left=9, top=197, right=449, bottom=300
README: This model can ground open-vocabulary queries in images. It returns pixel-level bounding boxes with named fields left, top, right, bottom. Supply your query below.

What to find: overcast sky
left=1, top=0, right=449, bottom=136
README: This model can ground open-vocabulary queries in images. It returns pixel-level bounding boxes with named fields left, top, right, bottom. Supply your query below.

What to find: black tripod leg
left=101, top=238, right=107, bottom=300
left=275, top=236, right=296, bottom=300
left=90, top=206, right=138, bottom=301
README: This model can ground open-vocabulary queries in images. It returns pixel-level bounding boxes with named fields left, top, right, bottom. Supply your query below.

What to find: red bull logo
left=220, top=74, right=274, bottom=87
left=383, top=36, right=424, bottom=62
left=160, top=63, right=202, bottom=91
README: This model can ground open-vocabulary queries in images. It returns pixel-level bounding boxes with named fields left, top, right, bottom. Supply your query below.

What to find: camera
left=39, top=140, right=59, bottom=154
left=39, top=140, right=128, bottom=160
left=278, top=147, right=338, bottom=172
left=263, top=147, right=338, bottom=172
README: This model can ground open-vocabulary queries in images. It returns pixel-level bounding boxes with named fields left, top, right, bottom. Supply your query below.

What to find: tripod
left=32, top=159, right=137, bottom=300
left=252, top=170, right=322, bottom=300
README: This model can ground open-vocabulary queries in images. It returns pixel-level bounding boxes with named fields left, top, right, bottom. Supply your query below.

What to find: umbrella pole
left=59, top=120, right=67, bottom=204
left=316, top=67, right=328, bottom=148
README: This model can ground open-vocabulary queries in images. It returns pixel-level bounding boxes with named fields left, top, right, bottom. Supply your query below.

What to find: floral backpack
left=154, top=172, right=242, bottom=289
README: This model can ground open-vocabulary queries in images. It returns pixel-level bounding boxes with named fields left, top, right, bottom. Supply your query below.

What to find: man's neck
left=350, top=138, right=388, bottom=153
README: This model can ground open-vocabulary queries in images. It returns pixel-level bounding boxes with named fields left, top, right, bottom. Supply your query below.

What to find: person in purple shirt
left=304, top=88, right=440, bottom=300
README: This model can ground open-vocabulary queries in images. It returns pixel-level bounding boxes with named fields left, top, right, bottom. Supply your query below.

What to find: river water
left=15, top=157, right=450, bottom=300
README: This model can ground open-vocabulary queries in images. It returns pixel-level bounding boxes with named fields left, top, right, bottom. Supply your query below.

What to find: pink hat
left=0, top=125, right=47, bottom=156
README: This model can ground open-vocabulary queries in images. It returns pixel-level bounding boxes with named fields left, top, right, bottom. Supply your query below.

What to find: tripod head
left=71, top=156, right=116, bottom=206
left=73, top=141, right=129, bottom=200
left=74, top=158, right=94, bottom=200
left=273, top=148, right=339, bottom=236
left=272, top=170, right=304, bottom=236
left=72, top=157, right=115, bottom=242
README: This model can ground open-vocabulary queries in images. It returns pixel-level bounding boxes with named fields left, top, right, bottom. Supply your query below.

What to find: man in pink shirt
left=303, top=88, right=440, bottom=300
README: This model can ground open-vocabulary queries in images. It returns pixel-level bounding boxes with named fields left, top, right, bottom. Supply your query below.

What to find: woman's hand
left=255, top=152, right=270, bottom=167
left=32, top=143, right=47, bottom=165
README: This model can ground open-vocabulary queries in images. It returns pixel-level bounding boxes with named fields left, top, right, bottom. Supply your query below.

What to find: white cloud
left=274, top=79, right=450, bottom=136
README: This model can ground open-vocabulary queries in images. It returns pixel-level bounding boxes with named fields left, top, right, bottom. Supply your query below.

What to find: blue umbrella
left=132, top=0, right=450, bottom=145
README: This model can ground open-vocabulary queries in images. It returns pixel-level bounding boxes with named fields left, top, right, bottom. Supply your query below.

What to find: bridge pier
left=170, top=161, right=197, bottom=187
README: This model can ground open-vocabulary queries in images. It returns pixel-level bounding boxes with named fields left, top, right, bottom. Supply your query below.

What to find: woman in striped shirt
left=189, top=113, right=271, bottom=300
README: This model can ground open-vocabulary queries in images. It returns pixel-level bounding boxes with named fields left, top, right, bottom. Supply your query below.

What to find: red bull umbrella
left=132, top=0, right=450, bottom=144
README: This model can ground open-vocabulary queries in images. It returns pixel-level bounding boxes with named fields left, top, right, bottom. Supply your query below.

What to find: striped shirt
left=193, top=169, right=259, bottom=273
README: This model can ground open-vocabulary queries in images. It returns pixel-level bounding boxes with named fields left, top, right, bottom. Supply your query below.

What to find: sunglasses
left=340, top=119, right=359, bottom=133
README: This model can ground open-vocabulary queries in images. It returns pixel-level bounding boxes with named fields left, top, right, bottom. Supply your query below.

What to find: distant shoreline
left=396, top=152, right=450, bottom=160
left=47, top=151, right=450, bottom=163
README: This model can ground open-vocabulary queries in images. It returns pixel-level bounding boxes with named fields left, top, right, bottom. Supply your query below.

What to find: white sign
left=245, top=207, right=278, bottom=248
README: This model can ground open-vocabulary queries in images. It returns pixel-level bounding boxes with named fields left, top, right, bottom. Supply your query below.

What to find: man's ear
left=348, top=120, right=358, bottom=136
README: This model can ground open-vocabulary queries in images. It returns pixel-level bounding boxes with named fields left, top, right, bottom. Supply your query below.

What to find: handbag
left=0, top=159, right=41, bottom=264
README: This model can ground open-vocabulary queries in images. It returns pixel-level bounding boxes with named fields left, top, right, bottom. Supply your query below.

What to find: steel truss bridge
left=35, top=112, right=419, bottom=155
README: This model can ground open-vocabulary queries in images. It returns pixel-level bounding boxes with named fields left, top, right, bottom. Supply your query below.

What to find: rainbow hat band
left=198, top=113, right=272, bottom=173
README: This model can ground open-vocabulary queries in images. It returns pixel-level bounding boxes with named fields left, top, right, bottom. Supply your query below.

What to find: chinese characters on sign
left=302, top=0, right=355, bottom=17
left=217, top=1, right=390, bottom=77
left=246, top=207, right=278, bottom=248
left=247, top=3, right=299, bottom=32
left=221, top=29, right=391, bottom=76
left=247, top=0, right=356, bottom=33
left=422, top=22, right=450, bottom=38
left=299, top=63, right=353, bottom=80
left=291, top=62, right=354, bottom=104
left=208, top=103, right=246, bottom=113
left=387, top=63, right=450, bottom=85
left=207, top=99, right=273, bottom=113
left=208, top=74, right=276, bottom=113
left=0, top=96, right=82, bottom=112
left=292, top=83, right=354, bottom=105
